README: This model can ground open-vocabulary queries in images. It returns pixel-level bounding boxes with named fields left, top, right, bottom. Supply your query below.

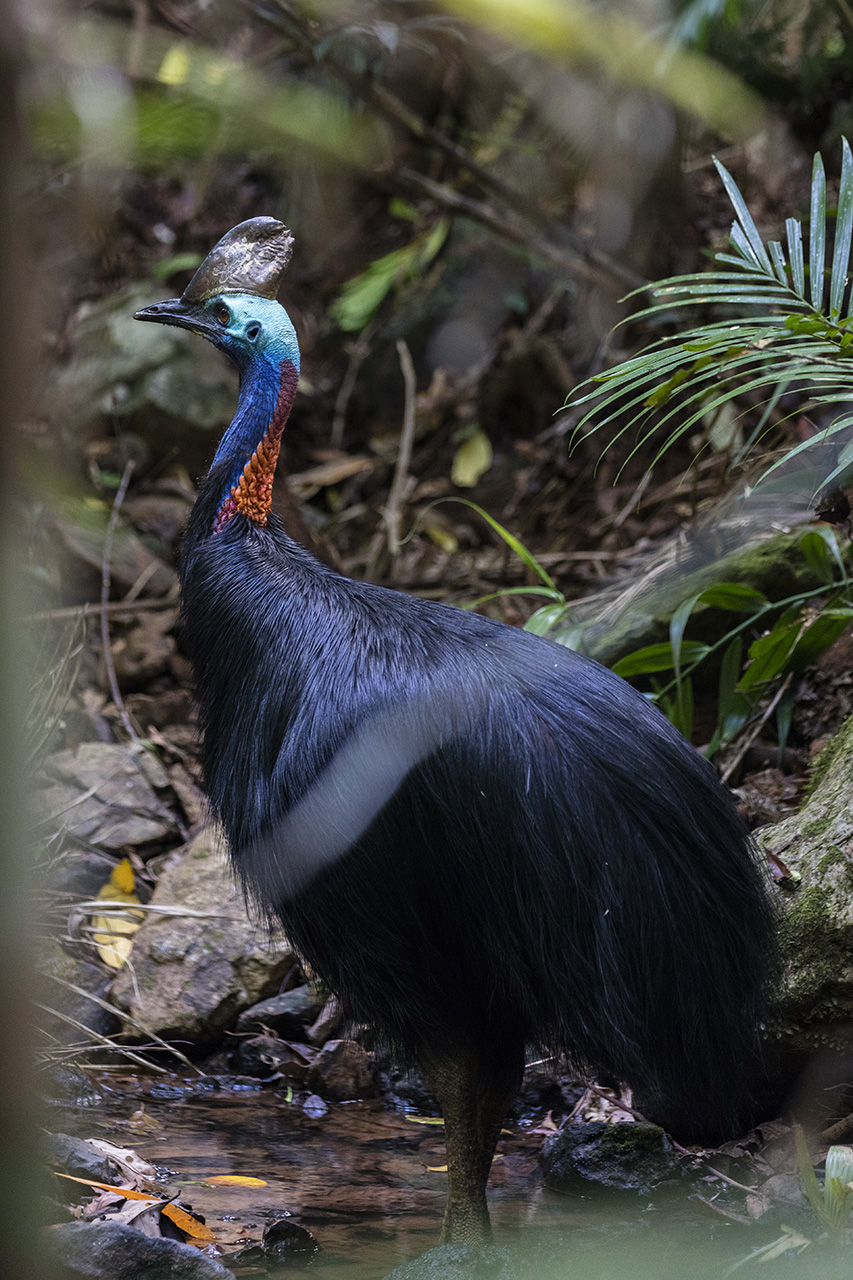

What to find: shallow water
left=50, top=1076, right=831, bottom=1279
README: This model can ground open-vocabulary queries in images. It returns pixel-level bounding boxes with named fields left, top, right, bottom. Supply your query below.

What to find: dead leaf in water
left=204, top=1175, right=268, bottom=1187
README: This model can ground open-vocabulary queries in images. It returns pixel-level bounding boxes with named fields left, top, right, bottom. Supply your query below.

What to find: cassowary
left=135, top=217, right=775, bottom=1244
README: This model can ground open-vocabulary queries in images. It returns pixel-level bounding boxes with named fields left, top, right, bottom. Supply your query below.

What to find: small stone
left=235, top=985, right=322, bottom=1038
left=234, top=1034, right=314, bottom=1080
left=306, top=1039, right=378, bottom=1101
left=539, top=1120, right=679, bottom=1193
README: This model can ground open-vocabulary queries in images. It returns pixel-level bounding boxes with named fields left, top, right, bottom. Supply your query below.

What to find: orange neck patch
left=232, top=433, right=282, bottom=527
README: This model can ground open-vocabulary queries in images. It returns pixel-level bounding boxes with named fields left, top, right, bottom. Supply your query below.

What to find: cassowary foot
left=422, top=1041, right=524, bottom=1245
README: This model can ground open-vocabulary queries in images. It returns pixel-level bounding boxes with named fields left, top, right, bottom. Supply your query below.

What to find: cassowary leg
left=422, top=1043, right=524, bottom=1245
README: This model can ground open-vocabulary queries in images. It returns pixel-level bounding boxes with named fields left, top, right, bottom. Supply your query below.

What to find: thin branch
left=24, top=594, right=178, bottom=624
left=382, top=340, right=418, bottom=559
left=331, top=325, right=374, bottom=450
left=100, top=461, right=139, bottom=744
left=721, top=672, right=793, bottom=785
left=398, top=168, right=644, bottom=289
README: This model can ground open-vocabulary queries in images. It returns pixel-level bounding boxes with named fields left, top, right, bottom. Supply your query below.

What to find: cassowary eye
left=215, top=304, right=230, bottom=325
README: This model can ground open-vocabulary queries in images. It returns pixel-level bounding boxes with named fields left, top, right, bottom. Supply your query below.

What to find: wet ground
left=48, top=1074, right=828, bottom=1280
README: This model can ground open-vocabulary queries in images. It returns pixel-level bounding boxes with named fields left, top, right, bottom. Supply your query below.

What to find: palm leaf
left=569, top=139, right=853, bottom=493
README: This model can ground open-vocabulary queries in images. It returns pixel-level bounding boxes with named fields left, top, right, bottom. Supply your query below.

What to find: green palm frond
left=571, top=138, right=853, bottom=494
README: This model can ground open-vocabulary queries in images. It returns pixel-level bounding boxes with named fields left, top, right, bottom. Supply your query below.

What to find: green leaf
left=800, top=529, right=835, bottom=583
left=465, top=585, right=563, bottom=610
left=787, top=216, right=805, bottom=297
left=669, top=594, right=701, bottom=684
left=741, top=620, right=803, bottom=688
left=717, top=636, right=750, bottom=744
left=330, top=220, right=449, bottom=332
left=524, top=603, right=569, bottom=635
left=790, top=611, right=852, bottom=670
left=776, top=685, right=795, bottom=758
left=668, top=676, right=694, bottom=739
left=810, top=151, right=827, bottom=311
left=795, top=1124, right=828, bottom=1229
left=613, top=641, right=710, bottom=678
left=153, top=252, right=203, bottom=280
left=831, top=138, right=853, bottom=319
left=444, top=500, right=557, bottom=591
left=697, top=582, right=769, bottom=611
left=714, top=156, right=773, bottom=275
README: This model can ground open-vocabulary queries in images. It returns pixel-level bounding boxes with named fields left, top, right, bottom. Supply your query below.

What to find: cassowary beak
left=133, top=298, right=218, bottom=338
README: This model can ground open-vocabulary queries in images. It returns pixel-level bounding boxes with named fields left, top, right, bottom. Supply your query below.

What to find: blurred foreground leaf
left=439, top=0, right=762, bottom=139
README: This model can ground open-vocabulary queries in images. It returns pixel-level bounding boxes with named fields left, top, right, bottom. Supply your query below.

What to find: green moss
left=599, top=1123, right=667, bottom=1157
left=802, top=813, right=834, bottom=839
left=780, top=884, right=848, bottom=1009
left=803, top=715, right=853, bottom=800
left=817, top=846, right=846, bottom=875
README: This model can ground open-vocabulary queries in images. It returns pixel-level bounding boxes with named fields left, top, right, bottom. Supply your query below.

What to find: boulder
left=48, top=1221, right=235, bottom=1280
left=764, top=713, right=853, bottom=1062
left=110, top=826, right=293, bottom=1045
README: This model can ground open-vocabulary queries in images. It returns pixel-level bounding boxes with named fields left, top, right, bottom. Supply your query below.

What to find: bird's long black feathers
left=182, top=465, right=775, bottom=1142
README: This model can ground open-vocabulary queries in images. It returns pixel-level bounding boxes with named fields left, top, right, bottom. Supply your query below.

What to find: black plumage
left=136, top=218, right=776, bottom=1244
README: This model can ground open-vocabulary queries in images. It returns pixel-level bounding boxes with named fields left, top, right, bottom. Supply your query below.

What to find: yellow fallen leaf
left=426, top=1164, right=448, bottom=1172
left=406, top=1116, right=444, bottom=1126
left=161, top=1203, right=217, bottom=1242
left=204, top=1175, right=268, bottom=1187
left=451, top=429, right=492, bottom=488
left=92, top=858, right=144, bottom=969
left=54, top=1172, right=157, bottom=1200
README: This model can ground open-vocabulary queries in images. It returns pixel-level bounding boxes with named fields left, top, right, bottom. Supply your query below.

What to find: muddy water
left=52, top=1078, right=811, bottom=1279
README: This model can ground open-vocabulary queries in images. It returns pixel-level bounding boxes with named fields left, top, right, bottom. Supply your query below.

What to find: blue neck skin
left=206, top=294, right=301, bottom=501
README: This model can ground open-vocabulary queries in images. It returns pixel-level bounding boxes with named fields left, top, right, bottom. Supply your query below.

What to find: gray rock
left=233, top=1033, right=315, bottom=1080
left=43, top=1133, right=118, bottom=1185
left=110, top=826, right=293, bottom=1045
left=764, top=713, right=853, bottom=1062
left=235, top=984, right=322, bottom=1037
left=37, top=938, right=119, bottom=1046
left=39, top=742, right=177, bottom=850
left=48, top=1220, right=235, bottom=1279
left=539, top=1120, right=679, bottom=1193
left=45, top=848, right=118, bottom=898
left=306, top=1038, right=378, bottom=1101
left=48, top=284, right=237, bottom=474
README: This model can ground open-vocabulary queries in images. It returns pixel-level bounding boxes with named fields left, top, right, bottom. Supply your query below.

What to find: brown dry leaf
left=204, top=1175, right=268, bottom=1187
